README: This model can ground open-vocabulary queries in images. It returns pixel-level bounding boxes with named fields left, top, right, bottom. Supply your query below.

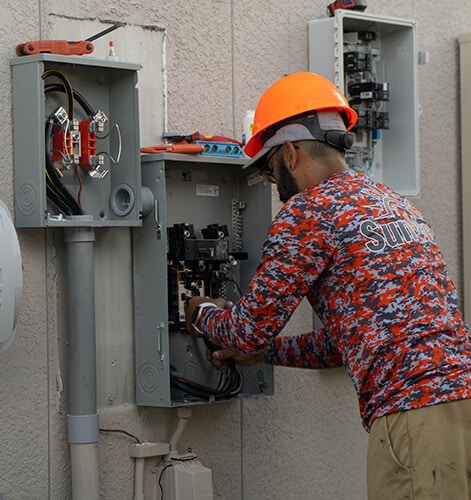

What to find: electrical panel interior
left=11, top=54, right=141, bottom=227
left=133, top=153, right=274, bottom=407
left=309, top=11, right=419, bottom=196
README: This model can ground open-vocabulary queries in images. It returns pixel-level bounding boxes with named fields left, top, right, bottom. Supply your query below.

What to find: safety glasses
left=258, top=145, right=282, bottom=183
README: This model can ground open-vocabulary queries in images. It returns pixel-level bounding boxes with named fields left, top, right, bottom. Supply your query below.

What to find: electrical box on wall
left=309, top=11, right=419, bottom=196
left=11, top=54, right=141, bottom=227
left=133, top=153, right=274, bottom=407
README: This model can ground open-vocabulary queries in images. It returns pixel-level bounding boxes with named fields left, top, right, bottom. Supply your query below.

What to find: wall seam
left=45, top=231, right=52, bottom=500
left=240, top=401, right=244, bottom=500
left=162, top=29, right=168, bottom=134
left=38, top=0, right=42, bottom=37
left=231, top=0, right=237, bottom=138
left=230, top=6, right=243, bottom=497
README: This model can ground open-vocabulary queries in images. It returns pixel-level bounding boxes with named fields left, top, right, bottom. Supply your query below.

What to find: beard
left=276, top=159, right=301, bottom=203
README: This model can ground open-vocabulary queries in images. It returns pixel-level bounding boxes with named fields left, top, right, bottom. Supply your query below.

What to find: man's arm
left=208, top=329, right=343, bottom=371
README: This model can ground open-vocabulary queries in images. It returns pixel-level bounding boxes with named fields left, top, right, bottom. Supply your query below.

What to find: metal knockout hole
left=110, top=184, right=135, bottom=217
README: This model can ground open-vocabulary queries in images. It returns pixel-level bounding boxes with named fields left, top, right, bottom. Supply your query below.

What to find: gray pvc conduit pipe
left=64, top=224, right=99, bottom=500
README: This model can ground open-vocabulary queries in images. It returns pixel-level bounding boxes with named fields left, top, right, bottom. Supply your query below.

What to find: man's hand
left=185, top=296, right=233, bottom=336
left=207, top=349, right=266, bottom=372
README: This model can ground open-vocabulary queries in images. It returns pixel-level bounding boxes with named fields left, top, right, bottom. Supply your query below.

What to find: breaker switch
left=353, top=108, right=390, bottom=130
left=201, top=223, right=229, bottom=240
left=344, top=51, right=371, bottom=75
left=348, top=81, right=390, bottom=102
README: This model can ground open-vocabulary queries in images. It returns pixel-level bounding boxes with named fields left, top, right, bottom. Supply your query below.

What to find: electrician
left=185, top=72, right=471, bottom=499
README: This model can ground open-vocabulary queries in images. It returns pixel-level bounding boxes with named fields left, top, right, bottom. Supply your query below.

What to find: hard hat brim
left=243, top=123, right=316, bottom=170
left=243, top=109, right=350, bottom=170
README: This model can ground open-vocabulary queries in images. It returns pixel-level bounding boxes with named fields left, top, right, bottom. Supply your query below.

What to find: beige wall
left=0, top=1, right=469, bottom=498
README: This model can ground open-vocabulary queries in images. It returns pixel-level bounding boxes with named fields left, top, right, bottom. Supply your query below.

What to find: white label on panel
left=196, top=184, right=219, bottom=197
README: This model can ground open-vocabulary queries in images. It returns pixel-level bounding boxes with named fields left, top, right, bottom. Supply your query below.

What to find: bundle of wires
left=42, top=70, right=97, bottom=216
left=170, top=338, right=243, bottom=400
left=44, top=116, right=83, bottom=216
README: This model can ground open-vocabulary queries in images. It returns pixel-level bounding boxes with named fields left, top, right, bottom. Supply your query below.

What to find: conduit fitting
left=140, top=186, right=154, bottom=217
left=68, top=414, right=99, bottom=443
left=129, top=442, right=170, bottom=500
left=166, top=407, right=193, bottom=461
left=129, top=442, right=170, bottom=458
left=129, top=408, right=193, bottom=500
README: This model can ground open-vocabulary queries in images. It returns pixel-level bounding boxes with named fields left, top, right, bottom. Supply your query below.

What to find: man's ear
left=283, top=141, right=300, bottom=171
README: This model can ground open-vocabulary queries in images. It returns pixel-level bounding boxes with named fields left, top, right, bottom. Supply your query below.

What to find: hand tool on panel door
left=140, top=144, right=204, bottom=154
left=16, top=23, right=123, bottom=56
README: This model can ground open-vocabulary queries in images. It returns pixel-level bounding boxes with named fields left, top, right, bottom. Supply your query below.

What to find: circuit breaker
left=133, top=153, right=274, bottom=406
left=309, top=11, right=419, bottom=196
left=11, top=54, right=141, bottom=227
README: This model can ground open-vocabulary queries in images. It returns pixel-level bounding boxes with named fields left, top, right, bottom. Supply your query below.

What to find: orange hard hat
left=244, top=72, right=357, bottom=158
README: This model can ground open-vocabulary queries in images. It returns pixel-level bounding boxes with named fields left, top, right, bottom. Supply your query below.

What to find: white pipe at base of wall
left=71, top=443, right=99, bottom=500
left=133, top=457, right=145, bottom=500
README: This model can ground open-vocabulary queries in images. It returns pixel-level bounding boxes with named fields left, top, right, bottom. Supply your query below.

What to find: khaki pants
left=367, top=398, right=471, bottom=499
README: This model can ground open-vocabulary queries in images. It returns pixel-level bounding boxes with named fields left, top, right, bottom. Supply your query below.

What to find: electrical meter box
left=133, top=153, right=274, bottom=407
left=11, top=54, right=141, bottom=227
left=309, top=11, right=419, bottom=196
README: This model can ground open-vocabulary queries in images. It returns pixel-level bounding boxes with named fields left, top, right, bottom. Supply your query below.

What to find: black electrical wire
left=46, top=184, right=73, bottom=215
left=170, top=372, right=241, bottom=399
left=43, top=70, right=79, bottom=215
left=42, top=70, right=75, bottom=119
left=44, top=83, right=96, bottom=118
left=45, top=123, right=77, bottom=214
left=170, top=335, right=243, bottom=400
left=170, top=373, right=241, bottom=400
left=44, top=117, right=83, bottom=215
left=170, top=358, right=242, bottom=401
left=99, top=427, right=141, bottom=444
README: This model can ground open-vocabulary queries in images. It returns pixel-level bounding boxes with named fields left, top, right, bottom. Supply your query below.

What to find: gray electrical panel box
left=309, top=11, right=419, bottom=196
left=133, top=153, right=274, bottom=407
left=11, top=54, right=141, bottom=227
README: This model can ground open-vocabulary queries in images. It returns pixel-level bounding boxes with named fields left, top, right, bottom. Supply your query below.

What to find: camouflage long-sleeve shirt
left=198, top=170, right=471, bottom=430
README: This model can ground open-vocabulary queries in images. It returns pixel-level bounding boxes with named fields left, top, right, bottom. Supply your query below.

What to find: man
left=185, top=72, right=471, bottom=499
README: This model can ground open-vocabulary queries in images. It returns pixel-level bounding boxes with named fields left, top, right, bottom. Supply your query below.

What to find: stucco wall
left=0, top=1, right=470, bottom=499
